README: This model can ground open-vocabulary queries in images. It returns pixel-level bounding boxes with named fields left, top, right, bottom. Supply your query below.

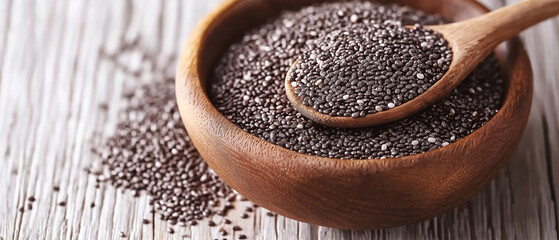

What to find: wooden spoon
left=286, top=0, right=559, bottom=128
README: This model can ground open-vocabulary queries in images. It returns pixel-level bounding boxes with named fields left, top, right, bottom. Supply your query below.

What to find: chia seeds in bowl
left=209, top=1, right=504, bottom=160
left=176, top=0, right=531, bottom=229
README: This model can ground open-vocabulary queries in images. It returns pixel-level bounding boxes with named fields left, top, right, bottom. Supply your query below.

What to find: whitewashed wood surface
left=0, top=0, right=558, bottom=239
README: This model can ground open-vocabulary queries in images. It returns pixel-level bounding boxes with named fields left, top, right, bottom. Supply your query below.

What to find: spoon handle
left=444, top=0, right=559, bottom=51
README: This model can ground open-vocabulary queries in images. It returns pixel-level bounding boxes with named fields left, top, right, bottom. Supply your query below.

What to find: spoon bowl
left=176, top=0, right=533, bottom=229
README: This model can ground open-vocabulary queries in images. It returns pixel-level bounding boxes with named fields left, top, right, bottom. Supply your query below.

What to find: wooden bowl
left=176, top=0, right=533, bottom=229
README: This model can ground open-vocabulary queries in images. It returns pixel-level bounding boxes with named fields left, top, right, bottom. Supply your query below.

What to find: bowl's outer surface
left=176, top=0, right=533, bottom=229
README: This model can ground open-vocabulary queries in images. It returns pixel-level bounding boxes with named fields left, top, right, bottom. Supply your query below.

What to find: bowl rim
left=176, top=0, right=533, bottom=174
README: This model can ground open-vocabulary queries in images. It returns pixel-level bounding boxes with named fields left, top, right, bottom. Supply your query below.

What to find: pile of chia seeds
left=210, top=1, right=504, bottom=159
left=288, top=24, right=451, bottom=117
left=96, top=79, right=256, bottom=236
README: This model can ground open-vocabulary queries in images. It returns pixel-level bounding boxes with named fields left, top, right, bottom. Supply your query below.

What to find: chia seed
left=210, top=1, right=504, bottom=159
left=218, top=227, right=227, bottom=236
left=96, top=79, right=242, bottom=227
left=288, top=23, right=451, bottom=117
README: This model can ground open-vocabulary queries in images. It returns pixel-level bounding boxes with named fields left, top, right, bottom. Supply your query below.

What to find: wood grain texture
left=0, top=0, right=558, bottom=239
left=176, top=0, right=532, bottom=229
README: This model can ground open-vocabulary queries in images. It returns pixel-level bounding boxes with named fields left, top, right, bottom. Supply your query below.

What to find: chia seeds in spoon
left=210, top=1, right=504, bottom=159
left=288, top=24, right=452, bottom=117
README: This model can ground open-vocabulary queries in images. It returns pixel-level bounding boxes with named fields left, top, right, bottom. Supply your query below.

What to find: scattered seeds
left=142, top=219, right=150, bottom=224
left=96, top=79, right=239, bottom=225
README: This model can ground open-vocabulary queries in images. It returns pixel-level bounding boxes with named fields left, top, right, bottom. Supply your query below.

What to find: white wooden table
left=1, top=0, right=558, bottom=239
